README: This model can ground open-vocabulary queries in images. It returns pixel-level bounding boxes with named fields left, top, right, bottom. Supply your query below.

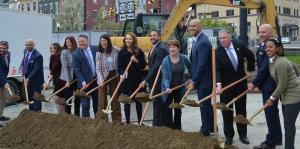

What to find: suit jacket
left=216, top=41, right=255, bottom=86
left=252, top=44, right=276, bottom=91
left=145, top=41, right=169, bottom=87
left=0, top=53, right=10, bottom=87
left=21, top=49, right=44, bottom=89
left=60, top=49, right=73, bottom=82
left=190, top=33, right=212, bottom=89
left=72, top=45, right=97, bottom=88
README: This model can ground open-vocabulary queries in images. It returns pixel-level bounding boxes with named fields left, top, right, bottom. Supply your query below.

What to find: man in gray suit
left=139, top=30, right=169, bottom=126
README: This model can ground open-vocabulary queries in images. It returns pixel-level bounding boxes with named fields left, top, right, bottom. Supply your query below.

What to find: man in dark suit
left=21, top=39, right=44, bottom=112
left=249, top=24, right=282, bottom=149
left=216, top=30, right=255, bottom=145
left=187, top=19, right=213, bottom=136
left=0, top=41, right=11, bottom=126
left=72, top=35, right=98, bottom=117
left=139, top=30, right=169, bottom=126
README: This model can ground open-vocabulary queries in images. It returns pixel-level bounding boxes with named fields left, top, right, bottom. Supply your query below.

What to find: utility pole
left=239, top=8, right=248, bottom=47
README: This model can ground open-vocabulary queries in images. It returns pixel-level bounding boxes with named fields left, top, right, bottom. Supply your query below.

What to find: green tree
left=96, top=7, right=122, bottom=33
left=201, top=18, right=232, bottom=31
left=54, top=0, right=84, bottom=32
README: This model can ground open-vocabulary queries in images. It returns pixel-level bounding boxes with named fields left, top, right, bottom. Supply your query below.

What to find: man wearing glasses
left=0, top=41, right=11, bottom=127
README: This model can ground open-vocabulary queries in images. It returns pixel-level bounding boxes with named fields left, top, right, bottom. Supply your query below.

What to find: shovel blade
left=169, top=103, right=184, bottom=109
left=102, top=109, right=113, bottom=114
left=233, top=114, right=250, bottom=124
left=23, top=100, right=34, bottom=105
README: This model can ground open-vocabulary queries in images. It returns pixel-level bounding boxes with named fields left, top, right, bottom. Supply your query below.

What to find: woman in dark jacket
left=161, top=39, right=191, bottom=130
left=118, top=32, right=146, bottom=124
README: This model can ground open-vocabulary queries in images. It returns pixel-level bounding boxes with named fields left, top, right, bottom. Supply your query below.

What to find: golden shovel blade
left=169, top=103, right=184, bottom=109
left=118, top=94, right=134, bottom=104
left=183, top=99, right=201, bottom=107
left=55, top=98, right=66, bottom=105
left=8, top=95, right=21, bottom=102
left=135, top=92, right=151, bottom=102
left=23, top=100, right=34, bottom=105
left=233, top=114, right=250, bottom=124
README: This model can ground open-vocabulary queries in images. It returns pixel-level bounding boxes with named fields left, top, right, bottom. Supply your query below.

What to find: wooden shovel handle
left=24, top=81, right=29, bottom=102
left=225, top=90, right=248, bottom=108
left=249, top=104, right=271, bottom=122
left=41, top=78, right=52, bottom=94
left=179, top=88, right=191, bottom=105
left=151, top=82, right=188, bottom=99
left=6, top=86, right=13, bottom=95
left=47, top=79, right=77, bottom=99
left=104, top=60, right=133, bottom=112
left=79, top=78, right=97, bottom=91
left=130, top=85, right=143, bottom=99
left=139, top=102, right=150, bottom=125
left=149, top=65, right=162, bottom=98
left=86, top=75, right=119, bottom=96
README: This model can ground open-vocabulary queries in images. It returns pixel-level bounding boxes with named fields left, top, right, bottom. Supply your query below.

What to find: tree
left=54, top=0, right=84, bottom=32
left=201, top=18, right=232, bottom=31
left=96, top=7, right=122, bottom=33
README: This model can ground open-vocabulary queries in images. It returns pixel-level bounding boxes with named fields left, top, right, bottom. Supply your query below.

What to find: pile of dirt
left=0, top=110, right=221, bottom=149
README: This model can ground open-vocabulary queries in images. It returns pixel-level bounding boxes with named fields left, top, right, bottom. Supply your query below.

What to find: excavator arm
left=161, top=0, right=278, bottom=42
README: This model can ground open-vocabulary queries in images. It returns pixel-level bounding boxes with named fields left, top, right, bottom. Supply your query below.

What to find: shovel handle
left=249, top=104, right=271, bottom=122
left=179, top=88, right=191, bottom=105
left=6, top=86, right=13, bottom=95
left=151, top=82, right=187, bottom=99
left=222, top=75, right=248, bottom=91
left=104, top=60, right=133, bottom=113
left=149, top=65, right=162, bottom=98
left=23, top=81, right=30, bottom=103
left=47, top=79, right=77, bottom=99
left=86, top=75, right=119, bottom=96
left=139, top=102, right=150, bottom=125
left=225, top=90, right=248, bottom=108
left=130, top=85, right=143, bottom=99
left=80, top=78, right=97, bottom=91
left=41, top=78, right=52, bottom=94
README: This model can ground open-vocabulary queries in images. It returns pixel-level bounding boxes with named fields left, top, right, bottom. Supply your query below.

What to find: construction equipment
left=111, top=0, right=279, bottom=51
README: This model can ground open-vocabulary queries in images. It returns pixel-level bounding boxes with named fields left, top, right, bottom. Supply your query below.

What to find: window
left=55, top=2, right=59, bottom=14
left=297, top=10, right=299, bottom=16
left=27, top=3, right=30, bottom=11
left=294, top=9, right=296, bottom=16
left=21, top=4, right=24, bottom=11
left=92, top=10, right=98, bottom=22
left=33, top=2, right=36, bottom=11
left=283, top=7, right=291, bottom=15
left=211, top=11, right=219, bottom=17
left=226, top=9, right=234, bottom=16
left=39, top=5, right=42, bottom=13
left=278, top=6, right=281, bottom=14
left=247, top=9, right=251, bottom=14
left=247, top=22, right=251, bottom=33
left=44, top=4, right=48, bottom=14
left=50, top=3, right=53, bottom=14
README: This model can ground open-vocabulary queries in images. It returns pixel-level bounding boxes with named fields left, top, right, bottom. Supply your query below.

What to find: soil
left=233, top=114, right=249, bottom=124
left=0, top=110, right=222, bottom=149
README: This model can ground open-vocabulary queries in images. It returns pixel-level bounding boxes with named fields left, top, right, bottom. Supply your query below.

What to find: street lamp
left=56, top=22, right=61, bottom=43
left=147, top=0, right=154, bottom=13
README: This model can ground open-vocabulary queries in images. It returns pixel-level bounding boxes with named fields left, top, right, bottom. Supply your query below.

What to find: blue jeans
left=81, top=82, right=98, bottom=117
left=262, top=91, right=282, bottom=147
left=282, top=101, right=300, bottom=149
left=197, top=87, right=213, bottom=136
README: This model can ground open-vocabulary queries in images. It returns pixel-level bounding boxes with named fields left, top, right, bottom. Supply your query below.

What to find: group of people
left=0, top=19, right=299, bottom=149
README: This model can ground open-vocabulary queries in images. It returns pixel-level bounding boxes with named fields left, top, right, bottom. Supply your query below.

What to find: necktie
left=226, top=48, right=238, bottom=71
left=190, top=40, right=196, bottom=61
left=84, top=50, right=95, bottom=75
left=22, top=53, right=30, bottom=76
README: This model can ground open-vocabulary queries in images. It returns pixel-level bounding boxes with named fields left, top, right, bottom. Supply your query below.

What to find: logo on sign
left=229, top=0, right=241, bottom=6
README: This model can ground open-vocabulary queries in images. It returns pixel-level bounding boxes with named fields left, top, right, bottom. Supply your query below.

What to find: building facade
left=37, top=0, right=59, bottom=15
left=196, top=0, right=300, bottom=40
left=9, top=0, right=38, bottom=13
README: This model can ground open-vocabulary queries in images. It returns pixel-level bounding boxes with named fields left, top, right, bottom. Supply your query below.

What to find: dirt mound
left=0, top=110, right=221, bottom=149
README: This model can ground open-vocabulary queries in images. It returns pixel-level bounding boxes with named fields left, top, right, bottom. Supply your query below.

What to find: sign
left=119, top=0, right=135, bottom=21
left=229, top=0, right=241, bottom=6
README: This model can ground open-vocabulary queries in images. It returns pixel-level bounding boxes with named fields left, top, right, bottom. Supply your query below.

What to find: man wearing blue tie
left=21, top=39, right=44, bottom=112
left=72, top=35, right=98, bottom=117
left=187, top=19, right=214, bottom=137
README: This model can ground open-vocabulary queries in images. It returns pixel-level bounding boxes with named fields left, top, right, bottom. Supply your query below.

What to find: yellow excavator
left=111, top=0, right=279, bottom=52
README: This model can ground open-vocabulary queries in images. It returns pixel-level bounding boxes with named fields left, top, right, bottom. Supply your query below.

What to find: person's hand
left=99, top=80, right=104, bottom=87
left=247, top=71, right=255, bottom=82
left=65, top=81, right=70, bottom=87
left=120, top=74, right=126, bottom=82
left=43, top=82, right=49, bottom=89
left=216, top=84, right=223, bottom=94
left=265, top=99, right=274, bottom=106
left=247, top=82, right=255, bottom=92
left=139, top=81, right=146, bottom=88
left=4, top=83, right=10, bottom=89
left=130, top=55, right=138, bottom=63
left=187, top=82, right=194, bottom=90
left=166, top=88, right=172, bottom=94
left=48, top=74, right=53, bottom=80
left=82, top=82, right=88, bottom=89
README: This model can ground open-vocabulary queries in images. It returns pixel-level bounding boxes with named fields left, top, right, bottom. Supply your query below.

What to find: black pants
left=73, top=96, right=81, bottom=116
left=124, top=98, right=142, bottom=124
left=282, top=101, right=300, bottom=149
left=262, top=91, right=282, bottom=147
left=161, top=88, right=182, bottom=130
left=221, top=85, right=247, bottom=139
left=151, top=84, right=162, bottom=126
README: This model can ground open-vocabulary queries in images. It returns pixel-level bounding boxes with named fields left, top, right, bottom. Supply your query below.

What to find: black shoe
left=239, top=136, right=250, bottom=144
left=253, top=142, right=275, bottom=149
left=225, top=138, right=233, bottom=145
left=275, top=140, right=282, bottom=145
left=0, top=116, right=10, bottom=121
left=199, top=130, right=210, bottom=137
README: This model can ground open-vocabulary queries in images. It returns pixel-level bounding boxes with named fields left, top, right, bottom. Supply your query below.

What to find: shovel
left=6, top=86, right=21, bottom=102
left=35, top=78, right=51, bottom=102
left=169, top=88, right=191, bottom=109
left=216, top=90, right=248, bottom=111
left=23, top=80, right=33, bottom=105
left=85, top=75, right=119, bottom=97
left=183, top=76, right=248, bottom=107
left=45, top=79, right=77, bottom=102
left=149, top=65, right=162, bottom=98
left=75, top=78, right=97, bottom=98
left=151, top=82, right=188, bottom=99
left=103, top=60, right=133, bottom=114
left=234, top=103, right=271, bottom=125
